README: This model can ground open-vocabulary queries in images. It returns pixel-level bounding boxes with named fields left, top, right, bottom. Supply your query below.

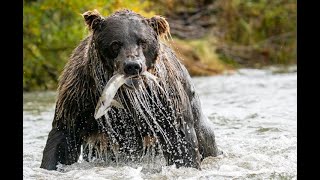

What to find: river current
left=23, top=67, right=297, bottom=179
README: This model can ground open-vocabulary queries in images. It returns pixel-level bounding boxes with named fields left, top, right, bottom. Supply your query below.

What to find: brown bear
left=40, top=9, right=220, bottom=170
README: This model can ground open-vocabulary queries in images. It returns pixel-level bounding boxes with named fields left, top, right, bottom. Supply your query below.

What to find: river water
left=23, top=67, right=297, bottom=179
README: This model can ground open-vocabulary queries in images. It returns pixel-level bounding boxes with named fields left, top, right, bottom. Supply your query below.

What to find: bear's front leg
left=159, top=124, right=201, bottom=169
left=40, top=128, right=82, bottom=170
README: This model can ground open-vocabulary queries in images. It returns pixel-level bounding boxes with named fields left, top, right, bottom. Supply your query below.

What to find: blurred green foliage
left=214, top=0, right=296, bottom=66
left=23, top=0, right=296, bottom=91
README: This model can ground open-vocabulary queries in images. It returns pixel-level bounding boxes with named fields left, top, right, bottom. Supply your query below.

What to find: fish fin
left=111, top=100, right=124, bottom=109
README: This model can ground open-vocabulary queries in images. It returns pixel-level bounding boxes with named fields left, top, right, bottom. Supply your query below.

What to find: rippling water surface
left=23, top=67, right=297, bottom=179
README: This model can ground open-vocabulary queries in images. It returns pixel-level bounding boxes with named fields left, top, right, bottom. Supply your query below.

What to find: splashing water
left=88, top=69, right=192, bottom=170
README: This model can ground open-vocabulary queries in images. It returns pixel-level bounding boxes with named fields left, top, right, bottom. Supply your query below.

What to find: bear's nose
left=123, top=61, right=142, bottom=76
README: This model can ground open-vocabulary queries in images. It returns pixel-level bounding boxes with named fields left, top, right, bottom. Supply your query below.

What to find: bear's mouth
left=124, top=75, right=142, bottom=89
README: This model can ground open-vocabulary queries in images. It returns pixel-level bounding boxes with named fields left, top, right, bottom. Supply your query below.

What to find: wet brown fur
left=41, top=9, right=220, bottom=171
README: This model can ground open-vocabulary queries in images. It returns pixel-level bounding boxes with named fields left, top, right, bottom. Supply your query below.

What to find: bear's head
left=83, top=9, right=170, bottom=88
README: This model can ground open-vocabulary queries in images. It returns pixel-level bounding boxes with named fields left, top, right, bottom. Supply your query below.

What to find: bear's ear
left=82, top=9, right=104, bottom=31
left=148, top=15, right=171, bottom=38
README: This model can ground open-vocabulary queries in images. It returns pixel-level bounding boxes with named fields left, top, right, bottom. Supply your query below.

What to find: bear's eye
left=110, top=41, right=122, bottom=52
left=138, top=39, right=147, bottom=49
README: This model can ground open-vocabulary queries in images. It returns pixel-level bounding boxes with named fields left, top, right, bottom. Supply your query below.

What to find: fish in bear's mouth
left=94, top=71, right=159, bottom=119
